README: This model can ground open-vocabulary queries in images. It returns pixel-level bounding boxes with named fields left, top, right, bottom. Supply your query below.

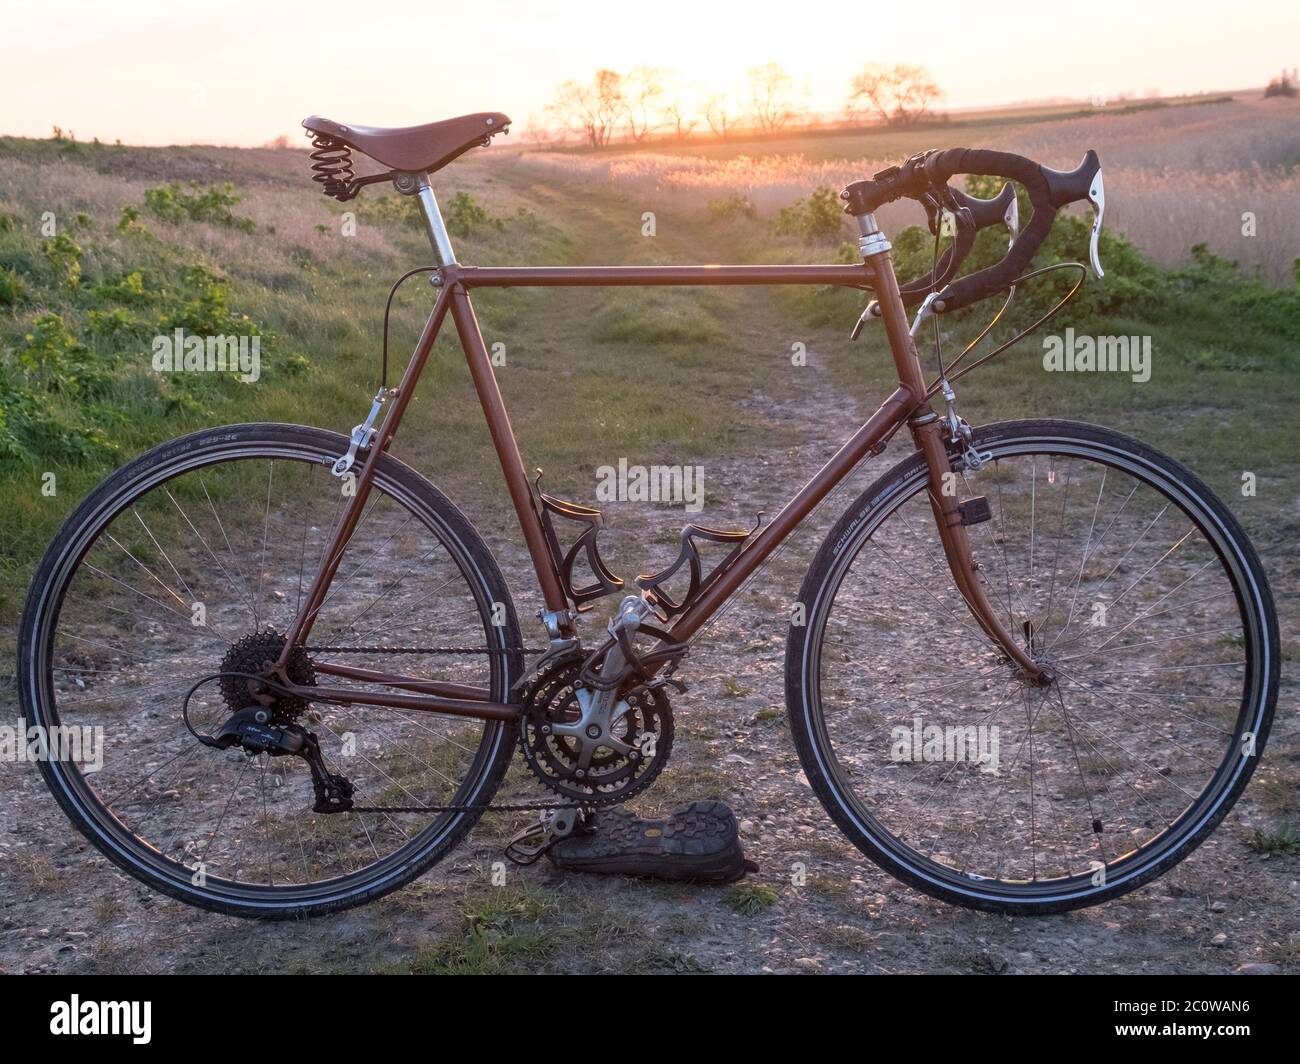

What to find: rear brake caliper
left=332, top=388, right=388, bottom=478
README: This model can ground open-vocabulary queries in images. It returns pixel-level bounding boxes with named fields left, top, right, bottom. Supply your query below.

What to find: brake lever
left=1086, top=168, right=1105, bottom=278
left=1003, top=189, right=1019, bottom=246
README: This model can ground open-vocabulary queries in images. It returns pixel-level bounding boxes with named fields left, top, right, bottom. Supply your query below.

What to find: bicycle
left=17, top=111, right=1280, bottom=918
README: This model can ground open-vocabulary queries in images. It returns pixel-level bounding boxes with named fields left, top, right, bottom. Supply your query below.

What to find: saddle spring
left=307, top=131, right=359, bottom=202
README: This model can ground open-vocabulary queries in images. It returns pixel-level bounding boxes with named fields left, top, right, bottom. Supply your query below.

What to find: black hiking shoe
left=546, top=800, right=756, bottom=883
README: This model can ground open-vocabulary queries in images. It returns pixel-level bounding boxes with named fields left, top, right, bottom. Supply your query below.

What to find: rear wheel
left=786, top=420, right=1279, bottom=913
left=18, top=423, right=523, bottom=919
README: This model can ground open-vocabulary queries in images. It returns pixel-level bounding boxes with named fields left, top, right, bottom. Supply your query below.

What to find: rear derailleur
left=203, top=707, right=355, bottom=813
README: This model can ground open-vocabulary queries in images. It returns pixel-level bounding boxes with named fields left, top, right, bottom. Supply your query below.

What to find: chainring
left=520, top=660, right=673, bottom=805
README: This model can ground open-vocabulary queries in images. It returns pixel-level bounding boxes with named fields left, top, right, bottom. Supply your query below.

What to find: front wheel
left=18, top=423, right=523, bottom=919
left=786, top=419, right=1279, bottom=914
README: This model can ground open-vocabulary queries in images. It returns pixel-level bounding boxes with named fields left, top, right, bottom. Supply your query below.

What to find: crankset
left=519, top=658, right=674, bottom=805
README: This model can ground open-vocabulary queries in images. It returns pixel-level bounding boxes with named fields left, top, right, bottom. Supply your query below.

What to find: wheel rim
left=25, top=432, right=514, bottom=909
left=802, top=430, right=1273, bottom=905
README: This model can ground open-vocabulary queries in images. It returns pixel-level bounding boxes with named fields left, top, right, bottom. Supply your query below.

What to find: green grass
left=381, top=884, right=709, bottom=974
left=722, top=881, right=779, bottom=915
left=741, top=189, right=1300, bottom=558
left=1246, top=823, right=1300, bottom=857
left=0, top=138, right=791, bottom=636
left=387, top=886, right=558, bottom=974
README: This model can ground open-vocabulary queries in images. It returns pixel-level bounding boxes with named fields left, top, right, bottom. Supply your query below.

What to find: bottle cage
left=636, top=517, right=761, bottom=619
left=534, top=474, right=625, bottom=612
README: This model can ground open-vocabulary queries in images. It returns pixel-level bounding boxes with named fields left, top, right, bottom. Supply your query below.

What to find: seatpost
left=396, top=171, right=457, bottom=266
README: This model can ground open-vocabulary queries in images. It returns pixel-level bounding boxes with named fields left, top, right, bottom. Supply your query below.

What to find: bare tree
left=1264, top=68, right=1298, bottom=98
left=748, top=61, right=798, bottom=134
left=704, top=92, right=740, bottom=140
left=662, top=96, right=699, bottom=141
left=847, top=63, right=943, bottom=126
left=549, top=69, right=627, bottom=148
left=522, top=112, right=557, bottom=148
left=624, top=65, right=668, bottom=142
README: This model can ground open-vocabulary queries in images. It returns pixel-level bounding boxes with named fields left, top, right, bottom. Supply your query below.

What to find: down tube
left=448, top=284, right=569, bottom=615
left=669, top=387, right=913, bottom=642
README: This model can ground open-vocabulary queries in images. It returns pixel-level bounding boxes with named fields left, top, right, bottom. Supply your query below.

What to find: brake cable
left=379, top=266, right=440, bottom=391
left=924, top=261, right=1087, bottom=398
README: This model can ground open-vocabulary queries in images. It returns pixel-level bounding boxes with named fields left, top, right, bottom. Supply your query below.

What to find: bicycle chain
left=304, top=645, right=594, bottom=816
left=349, top=799, right=584, bottom=814
left=306, top=645, right=548, bottom=656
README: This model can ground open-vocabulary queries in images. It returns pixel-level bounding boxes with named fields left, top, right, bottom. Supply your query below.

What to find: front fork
left=912, top=417, right=1047, bottom=683
left=860, top=220, right=1047, bottom=685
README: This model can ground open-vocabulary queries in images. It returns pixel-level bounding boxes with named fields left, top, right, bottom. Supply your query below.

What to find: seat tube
left=446, top=284, right=571, bottom=619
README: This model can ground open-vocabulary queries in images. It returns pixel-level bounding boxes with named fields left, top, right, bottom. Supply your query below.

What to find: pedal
left=959, top=496, right=992, bottom=526
left=504, top=808, right=584, bottom=865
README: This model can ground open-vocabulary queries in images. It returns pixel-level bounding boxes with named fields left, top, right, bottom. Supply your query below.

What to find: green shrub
left=42, top=233, right=83, bottom=288
left=160, top=265, right=261, bottom=337
left=775, top=187, right=844, bottom=242
left=142, top=182, right=255, bottom=232
left=92, top=269, right=152, bottom=305
left=444, top=191, right=498, bottom=237
left=708, top=193, right=757, bottom=223
left=116, top=204, right=148, bottom=234
left=0, top=266, right=26, bottom=306
left=355, top=190, right=506, bottom=239
left=16, top=312, right=110, bottom=396
left=353, top=193, right=422, bottom=228
left=880, top=173, right=1300, bottom=356
left=87, top=306, right=140, bottom=339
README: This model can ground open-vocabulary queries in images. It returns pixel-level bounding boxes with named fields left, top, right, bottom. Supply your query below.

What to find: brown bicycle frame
left=273, top=181, right=1044, bottom=721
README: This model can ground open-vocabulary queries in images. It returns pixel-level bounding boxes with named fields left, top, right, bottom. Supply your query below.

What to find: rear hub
left=218, top=627, right=315, bottom=723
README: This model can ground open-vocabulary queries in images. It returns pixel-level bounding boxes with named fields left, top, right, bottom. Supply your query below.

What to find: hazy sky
left=2, top=0, right=1296, bottom=145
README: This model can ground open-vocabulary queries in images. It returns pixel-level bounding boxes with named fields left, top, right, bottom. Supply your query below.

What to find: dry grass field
left=525, top=96, right=1300, bottom=281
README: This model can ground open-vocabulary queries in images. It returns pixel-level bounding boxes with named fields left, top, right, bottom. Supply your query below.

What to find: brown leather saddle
left=301, top=112, right=510, bottom=174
